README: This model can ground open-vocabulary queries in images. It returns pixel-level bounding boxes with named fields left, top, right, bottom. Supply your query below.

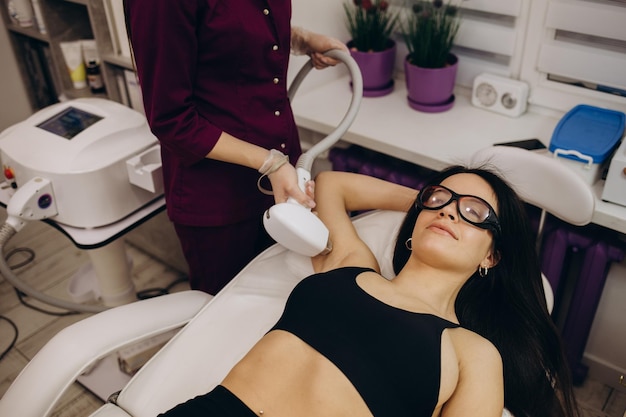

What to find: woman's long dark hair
left=392, top=166, right=579, bottom=417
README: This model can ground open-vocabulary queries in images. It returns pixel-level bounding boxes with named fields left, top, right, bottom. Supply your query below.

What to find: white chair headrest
left=470, top=146, right=595, bottom=226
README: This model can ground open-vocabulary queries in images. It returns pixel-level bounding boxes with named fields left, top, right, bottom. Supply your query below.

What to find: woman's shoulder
left=440, top=327, right=505, bottom=415
left=448, top=326, right=502, bottom=365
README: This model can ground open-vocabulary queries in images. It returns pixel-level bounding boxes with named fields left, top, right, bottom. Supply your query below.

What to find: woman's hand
left=291, top=27, right=349, bottom=69
left=268, top=163, right=316, bottom=208
left=307, top=33, right=349, bottom=69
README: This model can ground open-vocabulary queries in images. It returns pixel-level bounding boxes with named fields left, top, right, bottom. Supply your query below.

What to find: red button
left=4, top=166, right=14, bottom=180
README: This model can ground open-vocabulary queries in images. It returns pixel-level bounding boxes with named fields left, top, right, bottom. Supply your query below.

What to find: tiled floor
left=0, top=217, right=191, bottom=416
left=575, top=378, right=626, bottom=417
left=0, top=217, right=624, bottom=417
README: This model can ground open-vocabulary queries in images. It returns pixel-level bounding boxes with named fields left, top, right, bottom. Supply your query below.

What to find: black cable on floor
left=5, top=247, right=80, bottom=316
left=5, top=247, right=35, bottom=269
left=136, top=277, right=189, bottom=300
left=1, top=243, right=189, bottom=363
left=14, top=289, right=80, bottom=316
left=0, top=315, right=18, bottom=361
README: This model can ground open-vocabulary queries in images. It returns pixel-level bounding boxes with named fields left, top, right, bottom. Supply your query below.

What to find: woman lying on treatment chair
left=161, top=167, right=579, bottom=417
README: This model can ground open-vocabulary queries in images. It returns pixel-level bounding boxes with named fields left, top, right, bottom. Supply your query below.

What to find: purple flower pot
left=348, top=40, right=396, bottom=97
left=404, top=53, right=458, bottom=112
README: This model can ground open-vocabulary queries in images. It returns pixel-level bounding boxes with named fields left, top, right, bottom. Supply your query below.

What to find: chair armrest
left=0, top=290, right=212, bottom=417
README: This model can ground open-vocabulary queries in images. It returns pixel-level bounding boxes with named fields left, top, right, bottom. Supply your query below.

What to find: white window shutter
left=522, top=0, right=626, bottom=112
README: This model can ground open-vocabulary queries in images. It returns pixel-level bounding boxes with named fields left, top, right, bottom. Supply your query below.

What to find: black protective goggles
left=416, top=184, right=501, bottom=237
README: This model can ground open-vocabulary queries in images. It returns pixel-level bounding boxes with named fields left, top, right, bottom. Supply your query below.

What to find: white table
left=292, top=75, right=626, bottom=236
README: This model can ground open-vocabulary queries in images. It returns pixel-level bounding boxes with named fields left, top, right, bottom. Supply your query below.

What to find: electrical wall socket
left=471, top=73, right=529, bottom=117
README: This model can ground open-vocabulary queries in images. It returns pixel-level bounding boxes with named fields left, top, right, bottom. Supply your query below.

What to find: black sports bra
left=270, top=266, right=460, bottom=417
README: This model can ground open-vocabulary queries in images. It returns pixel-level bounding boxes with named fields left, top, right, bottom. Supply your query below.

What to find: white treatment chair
left=0, top=209, right=404, bottom=417
left=470, top=145, right=596, bottom=312
left=0, top=211, right=551, bottom=417
left=0, top=147, right=593, bottom=417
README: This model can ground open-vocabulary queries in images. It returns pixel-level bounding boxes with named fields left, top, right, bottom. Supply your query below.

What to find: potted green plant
left=401, top=0, right=462, bottom=112
left=344, top=0, right=400, bottom=96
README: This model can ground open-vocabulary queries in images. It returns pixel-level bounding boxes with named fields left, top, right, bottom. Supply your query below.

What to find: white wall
left=292, top=0, right=347, bottom=41
left=584, top=259, right=626, bottom=389
left=289, top=0, right=351, bottom=94
left=0, top=19, right=32, bottom=131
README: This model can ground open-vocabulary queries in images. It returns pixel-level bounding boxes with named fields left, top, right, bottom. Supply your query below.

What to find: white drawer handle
left=553, top=148, right=594, bottom=170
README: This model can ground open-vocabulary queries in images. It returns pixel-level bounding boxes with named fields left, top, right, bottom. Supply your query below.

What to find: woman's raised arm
left=311, top=171, right=417, bottom=273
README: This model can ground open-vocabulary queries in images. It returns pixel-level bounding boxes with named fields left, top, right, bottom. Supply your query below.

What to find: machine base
left=67, top=240, right=137, bottom=306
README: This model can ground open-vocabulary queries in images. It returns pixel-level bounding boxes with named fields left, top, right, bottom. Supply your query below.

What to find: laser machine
left=0, top=98, right=164, bottom=312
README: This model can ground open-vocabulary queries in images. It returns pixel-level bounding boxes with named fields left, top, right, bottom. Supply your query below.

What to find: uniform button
left=280, top=143, right=286, bottom=149
left=263, top=8, right=269, bottom=15
left=272, top=44, right=279, bottom=51
left=273, top=77, right=279, bottom=84
left=274, top=110, right=281, bottom=116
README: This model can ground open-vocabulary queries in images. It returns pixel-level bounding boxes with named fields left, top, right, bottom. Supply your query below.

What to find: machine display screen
left=36, top=107, right=103, bottom=139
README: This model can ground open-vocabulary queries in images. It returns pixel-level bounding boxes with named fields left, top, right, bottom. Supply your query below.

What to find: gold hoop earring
left=478, top=266, right=489, bottom=277
left=405, top=238, right=412, bottom=251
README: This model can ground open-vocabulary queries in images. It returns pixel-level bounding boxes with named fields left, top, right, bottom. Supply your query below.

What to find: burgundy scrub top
left=125, top=0, right=302, bottom=226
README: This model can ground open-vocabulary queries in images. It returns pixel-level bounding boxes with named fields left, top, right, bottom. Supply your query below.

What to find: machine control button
left=4, top=166, right=14, bottom=179
left=4, top=166, right=17, bottom=188
left=38, top=193, right=53, bottom=209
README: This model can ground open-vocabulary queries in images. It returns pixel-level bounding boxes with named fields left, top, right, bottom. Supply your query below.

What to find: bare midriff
left=221, top=330, right=374, bottom=417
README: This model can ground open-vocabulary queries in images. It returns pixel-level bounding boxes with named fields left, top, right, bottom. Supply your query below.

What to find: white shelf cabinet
left=0, top=0, right=134, bottom=110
